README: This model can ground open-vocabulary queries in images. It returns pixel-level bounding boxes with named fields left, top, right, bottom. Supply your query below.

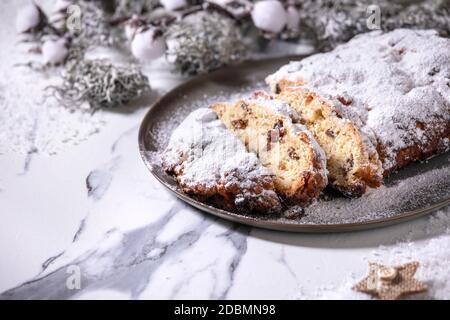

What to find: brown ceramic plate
left=138, top=56, right=450, bottom=233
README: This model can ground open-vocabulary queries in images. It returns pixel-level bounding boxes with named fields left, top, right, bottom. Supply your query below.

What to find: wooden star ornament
left=352, top=261, right=427, bottom=300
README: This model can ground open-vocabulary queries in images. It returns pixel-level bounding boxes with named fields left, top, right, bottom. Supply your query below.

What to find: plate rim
left=138, top=56, right=450, bottom=233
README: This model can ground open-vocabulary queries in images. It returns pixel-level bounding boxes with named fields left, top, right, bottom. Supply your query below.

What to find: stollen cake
left=267, top=29, right=450, bottom=195
left=274, top=87, right=382, bottom=197
left=161, top=108, right=282, bottom=214
left=211, top=92, right=328, bottom=204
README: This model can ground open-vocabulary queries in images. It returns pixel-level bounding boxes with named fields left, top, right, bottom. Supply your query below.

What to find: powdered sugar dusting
left=293, top=209, right=450, bottom=300
left=143, top=56, right=449, bottom=226
left=267, top=29, right=450, bottom=172
left=161, top=108, right=281, bottom=212
left=162, top=108, right=272, bottom=188
left=250, top=93, right=301, bottom=123
left=248, top=93, right=328, bottom=180
left=0, top=0, right=107, bottom=156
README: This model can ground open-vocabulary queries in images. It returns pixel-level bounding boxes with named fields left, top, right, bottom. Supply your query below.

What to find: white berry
left=131, top=29, right=166, bottom=62
left=251, top=0, right=287, bottom=34
left=160, top=0, right=187, bottom=11
left=208, top=0, right=232, bottom=6
left=42, top=38, right=68, bottom=65
left=286, top=6, right=300, bottom=31
left=16, top=3, right=41, bottom=33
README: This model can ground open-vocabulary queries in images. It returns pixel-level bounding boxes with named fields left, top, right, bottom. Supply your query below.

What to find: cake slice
left=274, top=87, right=382, bottom=197
left=211, top=92, right=328, bottom=204
left=162, top=108, right=282, bottom=214
left=267, top=29, right=450, bottom=196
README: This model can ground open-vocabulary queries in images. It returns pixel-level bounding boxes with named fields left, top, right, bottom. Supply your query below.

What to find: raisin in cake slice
left=162, top=108, right=282, bottom=214
left=211, top=92, right=328, bottom=204
left=267, top=29, right=450, bottom=195
left=274, top=87, right=382, bottom=197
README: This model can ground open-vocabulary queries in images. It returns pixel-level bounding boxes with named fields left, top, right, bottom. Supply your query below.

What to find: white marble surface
left=1, top=0, right=450, bottom=300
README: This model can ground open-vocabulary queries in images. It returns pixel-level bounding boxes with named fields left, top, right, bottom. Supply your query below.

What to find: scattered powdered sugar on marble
left=267, top=29, right=450, bottom=172
left=0, top=63, right=106, bottom=156
left=0, top=1, right=105, bottom=156
left=294, top=209, right=450, bottom=299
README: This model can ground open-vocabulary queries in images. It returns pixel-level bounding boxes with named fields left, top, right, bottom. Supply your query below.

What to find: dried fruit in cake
left=275, top=87, right=382, bottom=197
left=211, top=92, right=328, bottom=204
left=161, top=108, right=282, bottom=214
left=267, top=29, right=450, bottom=195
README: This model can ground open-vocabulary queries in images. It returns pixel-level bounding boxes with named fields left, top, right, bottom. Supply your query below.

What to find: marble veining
left=0, top=198, right=249, bottom=299
left=1, top=106, right=450, bottom=299
left=1, top=0, right=450, bottom=300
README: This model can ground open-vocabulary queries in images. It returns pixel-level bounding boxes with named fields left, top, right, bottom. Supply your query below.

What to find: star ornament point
left=352, top=261, right=427, bottom=300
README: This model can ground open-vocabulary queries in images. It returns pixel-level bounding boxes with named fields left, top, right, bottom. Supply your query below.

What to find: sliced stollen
left=267, top=29, right=450, bottom=196
left=274, top=87, right=382, bottom=197
left=211, top=92, right=328, bottom=204
left=161, top=108, right=282, bottom=214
